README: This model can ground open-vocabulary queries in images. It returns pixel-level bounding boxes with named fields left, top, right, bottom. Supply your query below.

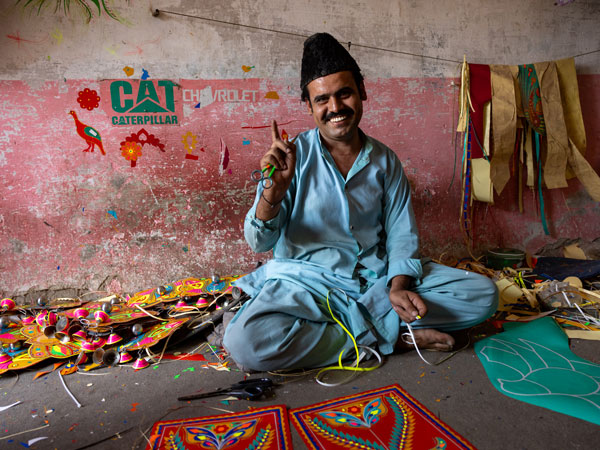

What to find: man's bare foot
left=396, top=328, right=455, bottom=352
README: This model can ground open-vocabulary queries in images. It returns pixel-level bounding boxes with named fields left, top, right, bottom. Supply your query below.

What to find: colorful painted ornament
left=35, top=311, right=58, bottom=327
left=47, top=312, right=58, bottom=326
left=1, top=298, right=16, bottom=310
left=119, top=318, right=189, bottom=352
left=73, top=308, right=89, bottom=319
left=119, top=351, right=133, bottom=364
left=0, top=328, right=26, bottom=345
left=80, top=340, right=100, bottom=352
left=0, top=274, right=246, bottom=375
left=196, top=297, right=209, bottom=307
left=133, top=357, right=149, bottom=370
left=107, top=332, right=123, bottom=345
left=28, top=342, right=80, bottom=359
left=1, top=352, right=45, bottom=372
left=71, top=329, right=87, bottom=342
left=60, top=362, right=79, bottom=376
left=35, top=312, right=47, bottom=327
left=21, top=316, right=35, bottom=325
left=94, top=310, right=110, bottom=323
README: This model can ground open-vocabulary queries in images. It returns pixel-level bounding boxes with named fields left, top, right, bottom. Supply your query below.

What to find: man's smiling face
left=305, top=70, right=367, bottom=146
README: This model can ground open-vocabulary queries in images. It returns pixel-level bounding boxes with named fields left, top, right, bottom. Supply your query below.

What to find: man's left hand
left=389, top=275, right=427, bottom=323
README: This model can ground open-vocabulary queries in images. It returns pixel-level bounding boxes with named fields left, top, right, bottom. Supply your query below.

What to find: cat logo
left=106, top=80, right=181, bottom=126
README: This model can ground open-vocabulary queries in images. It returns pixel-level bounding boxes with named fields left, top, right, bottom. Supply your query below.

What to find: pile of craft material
left=471, top=260, right=600, bottom=337
left=0, top=275, right=245, bottom=376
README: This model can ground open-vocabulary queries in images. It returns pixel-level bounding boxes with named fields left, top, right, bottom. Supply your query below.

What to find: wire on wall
left=153, top=9, right=462, bottom=64
left=153, top=9, right=600, bottom=64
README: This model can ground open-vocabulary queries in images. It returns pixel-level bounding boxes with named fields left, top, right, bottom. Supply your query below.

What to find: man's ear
left=359, top=81, right=367, bottom=101
left=305, top=99, right=313, bottom=114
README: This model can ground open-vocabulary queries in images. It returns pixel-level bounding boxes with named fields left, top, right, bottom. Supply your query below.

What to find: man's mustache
left=325, top=109, right=354, bottom=122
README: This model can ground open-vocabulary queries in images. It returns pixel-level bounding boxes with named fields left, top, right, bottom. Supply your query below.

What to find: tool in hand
left=250, top=134, right=297, bottom=189
left=251, top=164, right=276, bottom=189
left=177, top=377, right=274, bottom=401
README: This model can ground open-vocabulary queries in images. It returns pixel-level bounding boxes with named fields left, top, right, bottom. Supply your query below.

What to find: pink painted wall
left=1, top=75, right=599, bottom=295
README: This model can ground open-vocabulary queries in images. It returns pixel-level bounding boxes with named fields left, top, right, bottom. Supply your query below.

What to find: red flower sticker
left=121, top=141, right=142, bottom=167
left=77, top=88, right=101, bottom=111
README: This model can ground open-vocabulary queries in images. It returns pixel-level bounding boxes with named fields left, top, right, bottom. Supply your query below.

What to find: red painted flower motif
left=347, top=406, right=361, bottom=414
left=214, top=424, right=229, bottom=434
left=77, top=88, right=101, bottom=111
left=121, top=141, right=142, bottom=161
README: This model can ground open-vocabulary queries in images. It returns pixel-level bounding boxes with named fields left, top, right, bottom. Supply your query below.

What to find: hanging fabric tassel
left=460, top=115, right=474, bottom=253
left=534, top=131, right=550, bottom=235
left=457, top=56, right=474, bottom=133
left=518, top=127, right=524, bottom=213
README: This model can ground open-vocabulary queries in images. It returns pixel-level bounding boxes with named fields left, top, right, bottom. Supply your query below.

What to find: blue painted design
left=187, top=420, right=257, bottom=449
left=319, top=398, right=384, bottom=428
left=206, top=280, right=226, bottom=292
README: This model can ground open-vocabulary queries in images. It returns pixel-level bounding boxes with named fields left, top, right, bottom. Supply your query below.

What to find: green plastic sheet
left=475, top=317, right=600, bottom=425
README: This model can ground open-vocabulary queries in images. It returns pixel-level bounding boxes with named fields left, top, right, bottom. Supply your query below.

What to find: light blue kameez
left=223, top=128, right=498, bottom=371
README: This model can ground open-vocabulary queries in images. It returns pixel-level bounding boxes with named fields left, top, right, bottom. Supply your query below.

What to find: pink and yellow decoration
left=0, top=274, right=245, bottom=375
left=133, top=357, right=150, bottom=370
left=119, top=318, right=189, bottom=352
left=127, top=275, right=244, bottom=309
left=1, top=298, right=16, bottom=310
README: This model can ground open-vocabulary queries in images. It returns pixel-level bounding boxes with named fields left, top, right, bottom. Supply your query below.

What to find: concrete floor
left=0, top=330, right=598, bottom=450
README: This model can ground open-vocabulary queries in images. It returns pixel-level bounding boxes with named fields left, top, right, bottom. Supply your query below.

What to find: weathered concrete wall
left=1, top=0, right=599, bottom=296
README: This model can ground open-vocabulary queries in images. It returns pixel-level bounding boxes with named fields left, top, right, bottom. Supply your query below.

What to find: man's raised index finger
left=271, top=120, right=281, bottom=142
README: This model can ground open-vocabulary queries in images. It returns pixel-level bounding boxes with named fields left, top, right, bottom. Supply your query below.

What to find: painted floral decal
left=121, top=141, right=142, bottom=167
left=77, top=88, right=101, bottom=111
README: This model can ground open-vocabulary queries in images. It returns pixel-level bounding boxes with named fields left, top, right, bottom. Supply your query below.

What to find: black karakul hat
left=300, top=33, right=362, bottom=94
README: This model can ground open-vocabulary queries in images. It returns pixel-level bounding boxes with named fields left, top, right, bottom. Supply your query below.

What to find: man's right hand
left=256, top=120, right=296, bottom=220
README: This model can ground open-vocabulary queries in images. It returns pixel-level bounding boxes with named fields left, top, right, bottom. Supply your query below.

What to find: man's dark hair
left=300, top=33, right=363, bottom=102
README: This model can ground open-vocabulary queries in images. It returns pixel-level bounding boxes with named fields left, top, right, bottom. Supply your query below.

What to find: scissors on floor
left=177, top=377, right=274, bottom=401
left=251, top=164, right=276, bottom=189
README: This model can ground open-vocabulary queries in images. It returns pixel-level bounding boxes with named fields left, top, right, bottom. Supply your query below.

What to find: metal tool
left=178, top=377, right=274, bottom=401
left=251, top=164, right=276, bottom=189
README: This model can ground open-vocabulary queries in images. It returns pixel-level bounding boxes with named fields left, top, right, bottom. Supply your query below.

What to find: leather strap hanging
left=490, top=65, right=517, bottom=195
left=534, top=61, right=569, bottom=189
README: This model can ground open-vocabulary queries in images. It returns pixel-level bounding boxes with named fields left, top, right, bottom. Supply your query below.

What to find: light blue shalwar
left=223, top=128, right=498, bottom=371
